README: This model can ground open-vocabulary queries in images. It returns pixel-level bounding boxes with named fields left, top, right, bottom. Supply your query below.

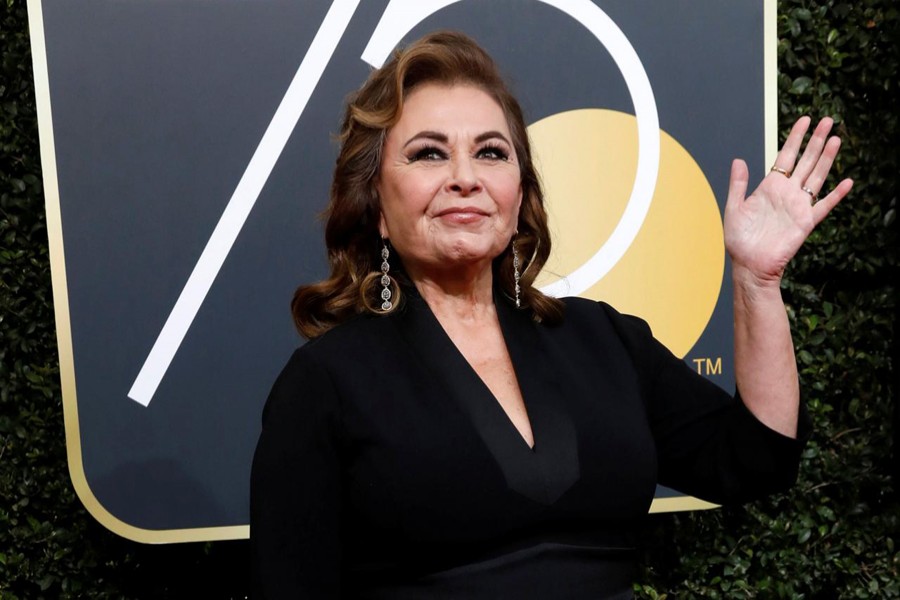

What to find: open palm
left=724, top=116, right=854, bottom=285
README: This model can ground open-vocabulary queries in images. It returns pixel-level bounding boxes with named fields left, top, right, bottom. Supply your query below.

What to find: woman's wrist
left=731, top=263, right=784, bottom=306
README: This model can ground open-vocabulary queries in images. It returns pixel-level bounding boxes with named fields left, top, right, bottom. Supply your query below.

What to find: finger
left=791, top=117, right=834, bottom=182
left=725, top=158, right=749, bottom=217
left=801, top=136, right=842, bottom=198
left=811, top=178, right=853, bottom=225
left=772, top=116, right=811, bottom=174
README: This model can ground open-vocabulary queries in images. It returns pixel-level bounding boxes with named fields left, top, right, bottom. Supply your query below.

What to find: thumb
left=725, top=159, right=750, bottom=218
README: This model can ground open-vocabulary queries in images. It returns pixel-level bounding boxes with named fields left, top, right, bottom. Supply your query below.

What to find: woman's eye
left=408, top=147, right=447, bottom=162
left=477, top=145, right=510, bottom=161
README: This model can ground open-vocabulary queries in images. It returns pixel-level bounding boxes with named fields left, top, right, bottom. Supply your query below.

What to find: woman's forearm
left=732, top=265, right=800, bottom=438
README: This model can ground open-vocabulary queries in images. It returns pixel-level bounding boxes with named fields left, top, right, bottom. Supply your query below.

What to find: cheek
left=378, top=177, right=435, bottom=237
left=492, top=173, right=524, bottom=214
left=400, top=176, right=442, bottom=211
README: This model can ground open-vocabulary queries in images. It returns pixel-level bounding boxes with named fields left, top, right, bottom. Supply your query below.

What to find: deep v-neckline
left=395, top=290, right=580, bottom=504
left=432, top=303, right=535, bottom=451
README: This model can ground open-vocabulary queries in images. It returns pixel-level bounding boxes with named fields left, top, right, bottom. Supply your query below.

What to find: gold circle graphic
left=529, top=109, right=724, bottom=357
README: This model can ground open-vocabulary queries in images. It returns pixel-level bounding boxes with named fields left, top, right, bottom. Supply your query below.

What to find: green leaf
left=807, top=314, right=819, bottom=330
left=790, top=76, right=814, bottom=94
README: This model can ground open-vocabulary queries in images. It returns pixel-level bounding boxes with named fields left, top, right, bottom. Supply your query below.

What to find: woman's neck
left=410, top=264, right=496, bottom=324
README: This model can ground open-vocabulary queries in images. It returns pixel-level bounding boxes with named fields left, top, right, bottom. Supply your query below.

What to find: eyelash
left=408, top=146, right=447, bottom=162
left=407, top=144, right=510, bottom=163
left=477, top=144, right=510, bottom=161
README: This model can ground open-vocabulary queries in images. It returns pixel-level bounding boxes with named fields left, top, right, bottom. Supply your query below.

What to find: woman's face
left=377, top=83, right=522, bottom=280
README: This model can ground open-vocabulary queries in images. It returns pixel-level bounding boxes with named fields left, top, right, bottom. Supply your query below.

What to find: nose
left=446, top=155, right=482, bottom=196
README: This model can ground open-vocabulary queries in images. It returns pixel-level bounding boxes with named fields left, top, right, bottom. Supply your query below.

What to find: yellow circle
left=529, top=109, right=724, bottom=357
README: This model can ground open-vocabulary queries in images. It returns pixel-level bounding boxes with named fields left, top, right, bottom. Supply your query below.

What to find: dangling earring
left=512, top=237, right=521, bottom=308
left=380, top=239, right=393, bottom=311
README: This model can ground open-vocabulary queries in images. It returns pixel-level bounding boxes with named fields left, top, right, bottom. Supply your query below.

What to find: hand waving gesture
left=724, top=116, right=854, bottom=287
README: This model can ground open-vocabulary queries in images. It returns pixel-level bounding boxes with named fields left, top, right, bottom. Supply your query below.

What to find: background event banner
left=29, top=0, right=776, bottom=542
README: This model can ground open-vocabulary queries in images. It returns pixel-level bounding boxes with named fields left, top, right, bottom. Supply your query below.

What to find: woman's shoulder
left=550, top=297, right=669, bottom=368
left=282, top=307, right=415, bottom=380
left=266, top=314, right=394, bottom=413
left=289, top=312, right=389, bottom=363
left=559, top=296, right=653, bottom=337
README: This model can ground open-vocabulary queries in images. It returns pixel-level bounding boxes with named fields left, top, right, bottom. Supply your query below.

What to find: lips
left=434, top=206, right=491, bottom=225
left=435, top=206, right=489, bottom=217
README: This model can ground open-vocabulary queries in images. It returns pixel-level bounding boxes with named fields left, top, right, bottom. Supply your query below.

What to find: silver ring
left=802, top=186, right=819, bottom=205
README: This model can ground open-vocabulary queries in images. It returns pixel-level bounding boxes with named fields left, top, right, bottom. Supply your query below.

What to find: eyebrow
left=402, top=130, right=512, bottom=148
left=403, top=131, right=447, bottom=148
left=475, top=130, right=511, bottom=145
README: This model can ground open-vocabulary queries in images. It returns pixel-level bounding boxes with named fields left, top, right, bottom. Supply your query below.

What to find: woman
left=250, top=31, right=852, bottom=598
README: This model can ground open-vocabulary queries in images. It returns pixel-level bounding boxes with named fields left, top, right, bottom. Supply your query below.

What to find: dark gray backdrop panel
left=41, top=0, right=760, bottom=532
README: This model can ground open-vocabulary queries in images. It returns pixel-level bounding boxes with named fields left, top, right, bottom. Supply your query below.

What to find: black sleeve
left=601, top=302, right=811, bottom=504
left=250, top=348, right=343, bottom=599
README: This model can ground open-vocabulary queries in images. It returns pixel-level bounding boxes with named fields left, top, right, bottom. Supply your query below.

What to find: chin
left=442, top=239, right=504, bottom=265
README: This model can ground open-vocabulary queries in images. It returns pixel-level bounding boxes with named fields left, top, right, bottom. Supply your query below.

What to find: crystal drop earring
left=512, top=238, right=521, bottom=308
left=380, top=239, right=393, bottom=311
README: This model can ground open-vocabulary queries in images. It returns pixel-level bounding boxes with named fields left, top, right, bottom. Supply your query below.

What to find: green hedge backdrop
left=1, top=1, right=896, bottom=597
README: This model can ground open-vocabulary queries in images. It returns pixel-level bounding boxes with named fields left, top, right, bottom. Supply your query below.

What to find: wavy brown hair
left=292, top=30, right=564, bottom=338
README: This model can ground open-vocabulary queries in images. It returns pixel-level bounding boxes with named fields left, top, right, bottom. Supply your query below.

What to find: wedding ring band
left=802, top=186, right=819, bottom=205
left=770, top=166, right=791, bottom=177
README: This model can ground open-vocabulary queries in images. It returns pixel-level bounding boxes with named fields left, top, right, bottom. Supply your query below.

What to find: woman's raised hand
left=723, top=116, right=854, bottom=287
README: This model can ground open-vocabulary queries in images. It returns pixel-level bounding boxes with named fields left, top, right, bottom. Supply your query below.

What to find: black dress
left=250, top=291, right=808, bottom=599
